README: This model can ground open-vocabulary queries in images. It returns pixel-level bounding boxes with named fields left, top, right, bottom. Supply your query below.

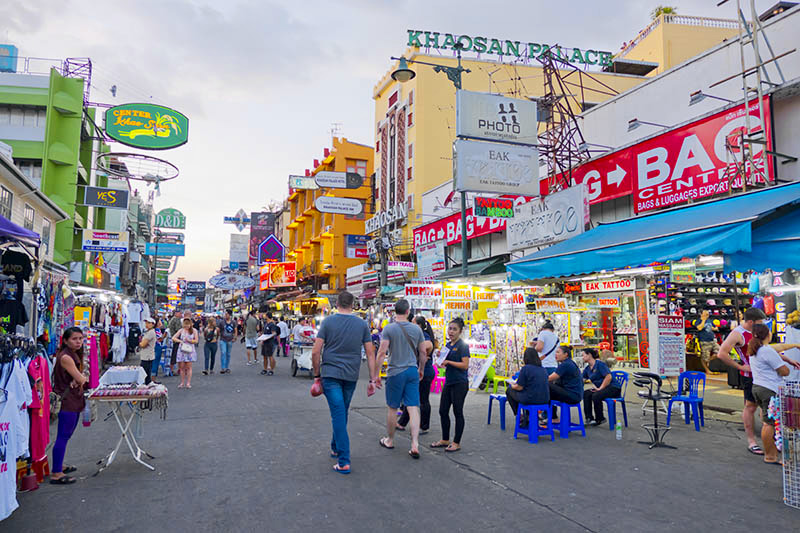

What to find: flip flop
left=330, top=450, right=338, bottom=458
left=764, top=460, right=783, bottom=466
left=379, top=437, right=395, bottom=450
left=748, top=445, right=765, bottom=456
left=409, top=450, right=420, bottom=459
left=430, top=441, right=449, bottom=448
left=63, top=465, right=77, bottom=474
left=49, top=476, right=76, bottom=485
left=445, top=445, right=461, bottom=453
left=332, top=464, right=351, bottom=475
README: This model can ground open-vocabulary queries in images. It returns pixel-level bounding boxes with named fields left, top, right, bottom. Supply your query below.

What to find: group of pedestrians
left=312, top=293, right=472, bottom=474
left=242, top=310, right=291, bottom=375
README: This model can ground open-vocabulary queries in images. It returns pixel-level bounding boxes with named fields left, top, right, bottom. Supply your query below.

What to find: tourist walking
left=172, top=318, right=198, bottom=389
left=397, top=315, right=436, bottom=434
left=312, top=291, right=376, bottom=474
left=203, top=317, right=220, bottom=375
left=167, top=312, right=183, bottom=376
left=431, top=317, right=470, bottom=453
left=138, top=317, right=157, bottom=385
left=219, top=310, right=237, bottom=374
left=260, top=313, right=280, bottom=376
left=49, top=327, right=87, bottom=485
left=375, top=299, right=427, bottom=459
left=244, top=311, right=260, bottom=365
left=277, top=316, right=290, bottom=357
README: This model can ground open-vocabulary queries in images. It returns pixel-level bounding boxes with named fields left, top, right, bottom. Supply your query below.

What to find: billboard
left=456, top=90, right=538, bottom=145
left=104, top=103, right=189, bottom=150
left=249, top=212, right=275, bottom=261
left=83, top=186, right=130, bottom=210
left=453, top=138, right=539, bottom=195
left=345, top=235, right=369, bottom=259
left=259, top=262, right=297, bottom=290
left=230, top=233, right=249, bottom=263
left=81, top=230, right=129, bottom=253
left=506, top=184, right=588, bottom=252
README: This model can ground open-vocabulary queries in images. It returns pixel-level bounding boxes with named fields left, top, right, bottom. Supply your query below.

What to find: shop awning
left=437, top=255, right=509, bottom=281
left=508, top=183, right=800, bottom=281
left=359, top=287, right=378, bottom=300
left=0, top=214, right=40, bottom=248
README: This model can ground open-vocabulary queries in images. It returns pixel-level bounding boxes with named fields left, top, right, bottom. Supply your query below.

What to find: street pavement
left=5, top=342, right=798, bottom=532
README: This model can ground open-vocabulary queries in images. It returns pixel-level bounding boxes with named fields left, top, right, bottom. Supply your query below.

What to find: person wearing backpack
left=202, top=316, right=220, bottom=375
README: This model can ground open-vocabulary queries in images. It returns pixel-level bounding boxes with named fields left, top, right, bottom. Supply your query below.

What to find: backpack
left=205, top=328, right=216, bottom=342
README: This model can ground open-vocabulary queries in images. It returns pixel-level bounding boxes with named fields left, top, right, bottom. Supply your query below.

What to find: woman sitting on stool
left=506, top=348, right=550, bottom=428
left=547, top=345, right=583, bottom=424
left=581, top=348, right=621, bottom=426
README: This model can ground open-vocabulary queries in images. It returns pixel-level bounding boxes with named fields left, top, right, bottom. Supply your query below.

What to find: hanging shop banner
left=634, top=289, right=650, bottom=368
left=344, top=235, right=369, bottom=259
left=506, top=184, right=588, bottom=252
left=314, top=171, right=364, bottom=189
left=104, top=103, right=189, bottom=150
left=405, top=282, right=443, bottom=298
left=266, top=261, right=297, bottom=288
left=289, top=175, right=320, bottom=190
left=580, top=278, right=633, bottom=293
left=249, top=212, right=275, bottom=260
left=416, top=239, right=446, bottom=279
left=444, top=287, right=473, bottom=301
left=223, top=208, right=250, bottom=232
left=468, top=355, right=497, bottom=389
left=365, top=202, right=408, bottom=234
left=456, top=90, right=538, bottom=145
left=155, top=208, right=186, bottom=229
left=314, top=196, right=363, bottom=216
left=669, top=259, right=696, bottom=283
left=387, top=261, right=415, bottom=272
left=83, top=186, right=129, bottom=210
left=473, top=196, right=514, bottom=219
left=454, top=139, right=539, bottom=195
left=539, top=96, right=774, bottom=212
left=258, top=234, right=285, bottom=265
left=259, top=264, right=270, bottom=291
left=532, top=298, right=568, bottom=312
left=81, top=230, right=129, bottom=253
left=145, top=242, right=185, bottom=256
left=650, top=315, right=686, bottom=376
left=208, top=273, right=256, bottom=290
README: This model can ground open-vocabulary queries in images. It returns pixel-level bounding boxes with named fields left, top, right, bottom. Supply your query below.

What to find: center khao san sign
left=104, top=103, right=189, bottom=150
left=155, top=208, right=186, bottom=229
left=407, top=29, right=613, bottom=67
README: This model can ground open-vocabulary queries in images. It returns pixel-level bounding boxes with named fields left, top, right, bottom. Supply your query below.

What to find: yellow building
left=370, top=17, right=741, bottom=265
left=286, top=137, right=373, bottom=294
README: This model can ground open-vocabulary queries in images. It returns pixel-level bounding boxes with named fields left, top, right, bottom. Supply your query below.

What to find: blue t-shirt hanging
left=444, top=339, right=470, bottom=385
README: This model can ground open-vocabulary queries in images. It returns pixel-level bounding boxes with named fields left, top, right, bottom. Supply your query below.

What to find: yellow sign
left=74, top=306, right=92, bottom=328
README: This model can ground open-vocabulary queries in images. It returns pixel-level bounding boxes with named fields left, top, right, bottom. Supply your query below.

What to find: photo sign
left=155, top=208, right=186, bottom=229
left=506, top=184, right=587, bottom=251
left=83, top=186, right=129, bottom=210
left=104, top=103, right=189, bottom=150
left=454, top=138, right=539, bottom=195
left=456, top=90, right=538, bottom=145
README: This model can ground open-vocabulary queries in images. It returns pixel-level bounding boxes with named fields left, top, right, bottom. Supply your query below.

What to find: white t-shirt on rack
left=7, top=360, right=32, bottom=459
left=127, top=301, right=144, bottom=323
left=0, top=389, right=21, bottom=521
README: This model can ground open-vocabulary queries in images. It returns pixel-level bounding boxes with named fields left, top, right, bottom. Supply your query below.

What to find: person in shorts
left=375, top=299, right=426, bottom=459
left=244, top=310, right=260, bottom=365
left=260, top=313, right=280, bottom=375
left=694, top=309, right=720, bottom=374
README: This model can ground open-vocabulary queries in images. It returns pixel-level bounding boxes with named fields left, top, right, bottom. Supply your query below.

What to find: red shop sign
left=540, top=96, right=774, bottom=213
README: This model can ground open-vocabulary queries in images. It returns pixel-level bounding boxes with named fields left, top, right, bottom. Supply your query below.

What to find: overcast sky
left=3, top=0, right=780, bottom=282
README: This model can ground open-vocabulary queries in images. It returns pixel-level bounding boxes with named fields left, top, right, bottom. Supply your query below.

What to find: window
left=388, top=115, right=396, bottom=205
left=13, top=159, right=43, bottom=188
left=23, top=204, right=34, bottom=230
left=346, top=159, right=368, bottom=177
left=0, top=186, right=12, bottom=219
left=41, top=218, right=51, bottom=255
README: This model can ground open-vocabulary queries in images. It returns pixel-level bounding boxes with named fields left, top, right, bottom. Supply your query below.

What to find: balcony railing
left=617, top=15, right=740, bottom=60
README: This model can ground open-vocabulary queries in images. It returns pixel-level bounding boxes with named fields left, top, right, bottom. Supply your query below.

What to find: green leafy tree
left=651, top=5, right=678, bottom=20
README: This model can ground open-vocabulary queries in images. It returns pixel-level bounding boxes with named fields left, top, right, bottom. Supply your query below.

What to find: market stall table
left=88, top=384, right=168, bottom=475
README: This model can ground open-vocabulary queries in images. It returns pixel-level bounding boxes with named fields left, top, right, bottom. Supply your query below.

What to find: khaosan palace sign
left=407, top=30, right=613, bottom=67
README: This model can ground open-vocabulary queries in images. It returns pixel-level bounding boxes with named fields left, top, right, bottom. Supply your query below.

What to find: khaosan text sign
left=473, top=197, right=514, bottom=219
left=104, top=103, right=189, bottom=150
left=84, top=186, right=130, bottom=210
left=456, top=90, right=538, bottom=145
left=454, top=139, right=539, bottom=195
left=506, top=184, right=587, bottom=252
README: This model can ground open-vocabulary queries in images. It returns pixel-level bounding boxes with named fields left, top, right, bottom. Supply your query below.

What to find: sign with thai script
left=580, top=278, right=633, bottom=293
left=314, top=196, right=363, bottom=216
left=314, top=171, right=364, bottom=189
left=81, top=230, right=129, bottom=253
left=416, top=240, right=446, bottom=278
left=651, top=315, right=686, bottom=376
left=507, top=184, right=587, bottom=251
left=104, top=103, right=189, bottom=150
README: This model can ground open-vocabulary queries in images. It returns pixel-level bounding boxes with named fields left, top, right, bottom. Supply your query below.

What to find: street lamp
left=688, top=90, right=734, bottom=106
left=577, top=142, right=613, bottom=154
left=390, top=43, right=472, bottom=276
left=627, top=118, right=669, bottom=133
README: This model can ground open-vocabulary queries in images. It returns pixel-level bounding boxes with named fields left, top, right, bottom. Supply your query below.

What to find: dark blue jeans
left=322, top=377, right=357, bottom=467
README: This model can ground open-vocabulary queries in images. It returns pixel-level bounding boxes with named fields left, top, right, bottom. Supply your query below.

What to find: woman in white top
left=748, top=323, right=789, bottom=465
left=172, top=318, right=199, bottom=389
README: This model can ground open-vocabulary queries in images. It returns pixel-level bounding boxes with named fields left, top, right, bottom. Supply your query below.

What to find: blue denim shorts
left=385, top=367, right=420, bottom=409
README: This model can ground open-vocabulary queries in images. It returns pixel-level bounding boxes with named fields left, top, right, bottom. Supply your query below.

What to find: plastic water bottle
left=82, top=402, right=92, bottom=427
left=615, top=419, right=623, bottom=440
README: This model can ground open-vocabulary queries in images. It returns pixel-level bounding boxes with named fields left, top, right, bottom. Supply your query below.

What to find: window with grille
left=41, top=218, right=51, bottom=255
left=0, top=186, right=12, bottom=219
left=23, top=204, right=34, bottom=230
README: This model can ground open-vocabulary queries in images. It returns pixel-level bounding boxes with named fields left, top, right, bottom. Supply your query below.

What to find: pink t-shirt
left=27, top=355, right=51, bottom=462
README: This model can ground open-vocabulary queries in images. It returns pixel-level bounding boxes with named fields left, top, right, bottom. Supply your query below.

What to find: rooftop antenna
left=330, top=122, right=343, bottom=141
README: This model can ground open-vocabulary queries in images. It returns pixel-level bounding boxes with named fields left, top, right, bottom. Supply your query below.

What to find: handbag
left=179, top=332, right=194, bottom=353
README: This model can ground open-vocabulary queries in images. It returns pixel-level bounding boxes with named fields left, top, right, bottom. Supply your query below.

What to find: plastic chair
left=667, top=371, right=706, bottom=431
left=603, top=371, right=629, bottom=431
left=430, top=365, right=446, bottom=394
left=492, top=375, right=509, bottom=394
left=513, top=404, right=555, bottom=443
left=487, top=394, right=508, bottom=430
left=550, top=400, right=586, bottom=438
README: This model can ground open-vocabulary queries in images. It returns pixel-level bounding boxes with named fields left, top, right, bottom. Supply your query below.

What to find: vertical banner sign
left=634, top=289, right=650, bottom=368
left=651, top=315, right=686, bottom=376
left=249, top=212, right=275, bottom=261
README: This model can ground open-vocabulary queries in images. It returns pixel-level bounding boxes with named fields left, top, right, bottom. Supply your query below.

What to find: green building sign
left=407, top=29, right=613, bottom=67
left=104, top=103, right=189, bottom=150
left=155, top=207, right=186, bottom=229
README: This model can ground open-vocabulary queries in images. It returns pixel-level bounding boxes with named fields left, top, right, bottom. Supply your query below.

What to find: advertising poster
left=634, top=289, right=650, bottom=368
left=416, top=240, right=446, bottom=279
left=81, top=230, right=129, bottom=253
left=650, top=315, right=686, bottom=376
left=345, top=235, right=369, bottom=258
left=468, top=355, right=496, bottom=389
left=506, top=185, right=588, bottom=251
left=249, top=212, right=275, bottom=261
left=454, top=138, right=540, bottom=196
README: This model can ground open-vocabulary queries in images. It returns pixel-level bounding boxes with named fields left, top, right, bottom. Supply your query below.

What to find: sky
left=3, top=0, right=781, bottom=282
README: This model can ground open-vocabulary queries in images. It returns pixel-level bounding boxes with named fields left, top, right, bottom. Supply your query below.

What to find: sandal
left=445, top=444, right=461, bottom=453
left=50, top=476, right=76, bottom=485
left=764, top=459, right=784, bottom=466
left=379, top=437, right=395, bottom=450
left=63, top=465, right=77, bottom=474
left=430, top=441, right=449, bottom=448
left=332, top=464, right=351, bottom=475
left=330, top=450, right=338, bottom=458
left=748, top=445, right=765, bottom=456
left=395, top=425, right=406, bottom=431
left=409, top=450, right=420, bottom=459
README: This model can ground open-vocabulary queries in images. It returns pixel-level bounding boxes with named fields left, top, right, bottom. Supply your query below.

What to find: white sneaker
left=247, top=361, right=253, bottom=366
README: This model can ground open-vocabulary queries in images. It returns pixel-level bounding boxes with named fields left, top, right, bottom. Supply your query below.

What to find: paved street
left=6, top=343, right=797, bottom=532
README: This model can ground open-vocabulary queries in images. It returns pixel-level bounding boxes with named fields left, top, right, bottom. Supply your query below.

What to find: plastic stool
left=513, top=404, right=555, bottom=443
left=487, top=394, right=508, bottom=430
left=550, top=400, right=586, bottom=438
left=431, top=375, right=446, bottom=394
left=604, top=397, right=628, bottom=431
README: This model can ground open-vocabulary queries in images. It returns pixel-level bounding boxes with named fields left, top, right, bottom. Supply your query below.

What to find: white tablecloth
left=99, top=366, right=147, bottom=386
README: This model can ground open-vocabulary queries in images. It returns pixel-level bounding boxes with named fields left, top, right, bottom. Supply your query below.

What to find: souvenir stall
left=33, top=264, right=71, bottom=355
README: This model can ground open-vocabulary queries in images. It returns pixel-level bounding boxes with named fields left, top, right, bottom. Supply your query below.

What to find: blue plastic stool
left=513, top=404, right=555, bottom=443
left=488, top=394, right=508, bottom=430
left=604, top=371, right=629, bottom=431
left=550, top=400, right=586, bottom=438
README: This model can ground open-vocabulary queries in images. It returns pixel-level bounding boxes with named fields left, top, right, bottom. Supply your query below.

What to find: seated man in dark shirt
left=547, top=345, right=583, bottom=424
left=506, top=348, right=550, bottom=428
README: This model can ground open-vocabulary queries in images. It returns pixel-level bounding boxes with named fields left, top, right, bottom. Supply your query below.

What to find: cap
left=144, top=317, right=156, bottom=324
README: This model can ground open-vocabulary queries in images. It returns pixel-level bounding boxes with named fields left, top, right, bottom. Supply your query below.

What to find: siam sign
left=474, top=197, right=514, bottom=218
left=407, top=30, right=613, bottom=67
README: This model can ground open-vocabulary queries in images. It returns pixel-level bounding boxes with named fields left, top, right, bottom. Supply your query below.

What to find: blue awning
left=507, top=182, right=800, bottom=281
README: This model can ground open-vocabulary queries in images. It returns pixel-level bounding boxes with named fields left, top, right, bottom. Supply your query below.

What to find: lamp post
left=391, top=43, right=472, bottom=277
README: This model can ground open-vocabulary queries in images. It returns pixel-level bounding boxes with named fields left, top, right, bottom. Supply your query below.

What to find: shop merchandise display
left=780, top=382, right=800, bottom=509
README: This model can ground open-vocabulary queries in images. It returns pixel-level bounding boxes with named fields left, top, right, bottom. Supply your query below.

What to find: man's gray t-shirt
left=317, top=313, right=371, bottom=382
left=382, top=321, right=424, bottom=377
left=245, top=315, right=259, bottom=339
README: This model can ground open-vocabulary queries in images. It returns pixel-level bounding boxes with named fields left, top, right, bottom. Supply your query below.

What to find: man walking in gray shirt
left=376, top=299, right=427, bottom=459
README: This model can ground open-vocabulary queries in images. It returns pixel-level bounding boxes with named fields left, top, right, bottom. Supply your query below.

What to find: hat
left=144, top=317, right=156, bottom=324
